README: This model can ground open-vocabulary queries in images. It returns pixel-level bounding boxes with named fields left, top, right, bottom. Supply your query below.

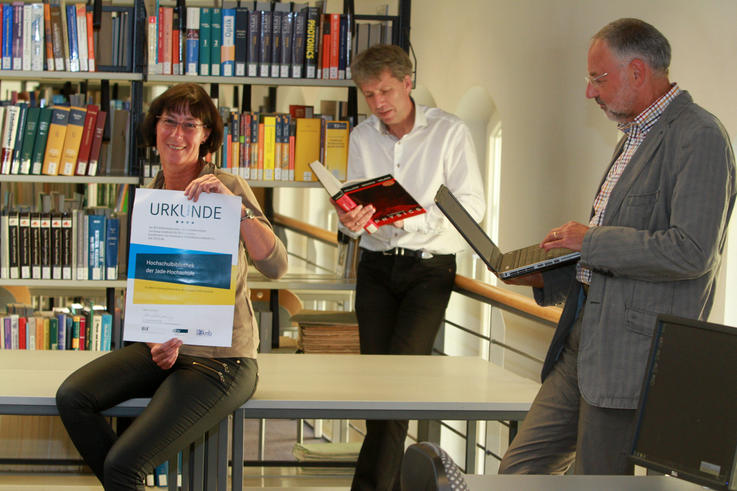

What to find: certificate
left=123, top=188, right=241, bottom=346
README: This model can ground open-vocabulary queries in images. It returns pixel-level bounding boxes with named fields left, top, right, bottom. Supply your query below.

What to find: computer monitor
left=630, top=314, right=737, bottom=490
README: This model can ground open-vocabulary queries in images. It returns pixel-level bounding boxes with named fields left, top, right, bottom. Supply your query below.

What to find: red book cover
left=158, top=6, right=166, bottom=74
left=172, top=27, right=180, bottom=73
left=75, top=104, right=99, bottom=175
left=18, top=317, right=26, bottom=350
left=86, top=110, right=107, bottom=176
left=329, top=13, right=340, bottom=80
left=43, top=4, right=55, bottom=70
left=86, top=9, right=95, bottom=71
left=79, top=315, right=86, bottom=351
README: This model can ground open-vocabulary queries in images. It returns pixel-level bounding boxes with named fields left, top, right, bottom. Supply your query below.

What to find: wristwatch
left=240, top=207, right=256, bottom=222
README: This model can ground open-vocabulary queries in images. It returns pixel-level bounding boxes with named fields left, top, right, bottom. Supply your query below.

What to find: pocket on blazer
left=620, top=191, right=659, bottom=229
left=624, top=305, right=658, bottom=336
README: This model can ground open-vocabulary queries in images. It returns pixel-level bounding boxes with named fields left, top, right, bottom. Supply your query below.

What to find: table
left=0, top=351, right=540, bottom=490
left=463, top=474, right=708, bottom=490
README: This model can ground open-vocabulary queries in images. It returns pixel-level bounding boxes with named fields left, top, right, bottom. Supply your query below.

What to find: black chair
left=401, top=442, right=469, bottom=491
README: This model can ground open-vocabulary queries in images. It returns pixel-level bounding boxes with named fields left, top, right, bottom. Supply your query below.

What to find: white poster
left=123, top=188, right=241, bottom=346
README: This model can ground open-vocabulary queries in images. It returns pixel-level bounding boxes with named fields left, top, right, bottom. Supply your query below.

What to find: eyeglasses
left=157, top=116, right=207, bottom=133
left=584, top=72, right=608, bottom=86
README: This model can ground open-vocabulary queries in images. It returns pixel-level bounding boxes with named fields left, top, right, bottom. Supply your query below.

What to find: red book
left=329, top=13, right=340, bottom=80
left=43, top=4, right=55, bottom=70
left=86, top=9, right=95, bottom=71
left=172, top=27, right=180, bottom=74
left=321, top=15, right=330, bottom=80
left=75, top=104, right=99, bottom=175
left=18, top=317, right=26, bottom=350
left=86, top=110, right=107, bottom=176
left=78, top=315, right=86, bottom=351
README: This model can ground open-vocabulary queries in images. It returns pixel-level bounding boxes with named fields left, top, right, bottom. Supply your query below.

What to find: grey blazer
left=537, top=91, right=736, bottom=409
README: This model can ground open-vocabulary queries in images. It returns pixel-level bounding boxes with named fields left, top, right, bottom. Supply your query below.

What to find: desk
left=463, top=474, right=707, bottom=490
left=0, top=351, right=540, bottom=490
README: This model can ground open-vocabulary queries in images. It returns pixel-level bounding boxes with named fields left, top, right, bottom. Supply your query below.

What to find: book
left=18, top=210, right=30, bottom=279
left=270, top=4, right=287, bottom=78
left=11, top=1, right=22, bottom=71
left=65, top=4, right=80, bottom=72
left=18, top=106, right=39, bottom=175
left=209, top=7, right=221, bottom=76
left=108, top=108, right=129, bottom=176
left=75, top=104, right=99, bottom=175
left=75, top=3, right=88, bottom=71
left=85, top=7, right=94, bottom=71
left=8, top=210, right=19, bottom=279
left=304, top=7, right=319, bottom=78
left=51, top=212, right=63, bottom=279
left=310, top=161, right=426, bottom=232
left=147, top=15, right=158, bottom=75
left=39, top=212, right=51, bottom=279
left=279, top=10, right=293, bottom=78
left=86, top=109, right=107, bottom=176
left=198, top=7, right=210, bottom=76
left=2, top=4, right=12, bottom=70
left=30, top=107, right=52, bottom=175
left=59, top=106, right=87, bottom=176
left=293, top=118, right=321, bottom=181
left=246, top=8, right=259, bottom=77
left=43, top=3, right=54, bottom=70
left=87, top=213, right=105, bottom=280
left=42, top=106, right=71, bottom=176
left=49, top=3, right=66, bottom=72
left=323, top=120, right=349, bottom=181
left=233, top=7, right=248, bottom=77
left=30, top=3, right=44, bottom=71
left=160, top=6, right=174, bottom=75
left=1, top=105, right=21, bottom=174
left=185, top=6, right=199, bottom=76
left=30, top=212, right=41, bottom=279
left=220, top=7, right=235, bottom=76
left=61, top=211, right=73, bottom=279
left=105, top=215, right=119, bottom=280
left=10, top=103, right=28, bottom=174
left=256, top=3, right=271, bottom=77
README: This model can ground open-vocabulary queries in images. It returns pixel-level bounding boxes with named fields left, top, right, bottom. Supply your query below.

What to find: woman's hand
left=147, top=338, right=183, bottom=370
left=184, top=174, right=234, bottom=202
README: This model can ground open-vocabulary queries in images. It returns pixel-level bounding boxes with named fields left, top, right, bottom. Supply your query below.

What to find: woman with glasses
left=56, top=83, right=287, bottom=490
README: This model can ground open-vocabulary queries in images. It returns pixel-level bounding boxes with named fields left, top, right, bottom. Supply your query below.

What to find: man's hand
left=147, top=338, right=183, bottom=370
left=541, top=221, right=589, bottom=252
left=335, top=203, right=376, bottom=233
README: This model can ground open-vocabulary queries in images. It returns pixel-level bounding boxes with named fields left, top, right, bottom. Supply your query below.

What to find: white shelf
left=2, top=71, right=143, bottom=82
left=0, top=175, right=139, bottom=184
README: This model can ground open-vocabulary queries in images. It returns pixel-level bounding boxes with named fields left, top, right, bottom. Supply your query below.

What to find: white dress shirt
left=347, top=103, right=485, bottom=254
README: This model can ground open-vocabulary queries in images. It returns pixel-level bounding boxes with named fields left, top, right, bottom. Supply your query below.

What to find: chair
left=401, top=442, right=469, bottom=491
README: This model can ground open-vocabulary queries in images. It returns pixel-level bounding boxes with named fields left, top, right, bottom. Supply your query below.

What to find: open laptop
left=629, top=314, right=737, bottom=490
left=434, top=185, right=580, bottom=279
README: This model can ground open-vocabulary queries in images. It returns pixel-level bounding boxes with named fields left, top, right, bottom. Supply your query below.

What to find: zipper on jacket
left=192, top=361, right=225, bottom=383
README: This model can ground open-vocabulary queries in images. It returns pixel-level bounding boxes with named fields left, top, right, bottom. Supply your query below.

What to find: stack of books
left=293, top=310, right=359, bottom=354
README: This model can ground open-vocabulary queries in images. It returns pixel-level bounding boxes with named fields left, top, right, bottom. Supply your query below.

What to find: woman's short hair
left=594, top=18, right=671, bottom=76
left=140, top=83, right=224, bottom=159
left=351, top=44, right=412, bottom=86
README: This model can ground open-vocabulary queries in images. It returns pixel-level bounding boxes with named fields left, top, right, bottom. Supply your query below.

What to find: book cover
left=209, top=7, right=221, bottom=76
left=9, top=104, right=27, bottom=174
left=100, top=312, right=112, bottom=351
left=328, top=13, right=340, bottom=80
left=18, top=106, right=39, bottom=175
left=8, top=210, right=19, bottom=279
left=30, top=107, right=52, bottom=175
left=147, top=14, right=158, bottom=75
left=1, top=105, right=21, bottom=174
left=75, top=104, right=99, bottom=176
left=221, top=7, right=235, bottom=77
left=162, top=6, right=174, bottom=75
left=279, top=11, right=293, bottom=78
left=304, top=7, right=319, bottom=79
left=19, top=210, right=30, bottom=279
left=246, top=8, right=259, bottom=77
left=293, top=118, right=321, bottom=181
left=105, top=215, right=119, bottom=280
left=257, top=3, right=271, bottom=77
left=43, top=3, right=54, bottom=70
left=51, top=212, right=63, bottom=279
left=11, top=1, right=22, bottom=71
left=86, top=7, right=95, bottom=71
left=30, top=212, right=41, bottom=279
left=233, top=7, right=248, bottom=77
left=86, top=109, right=107, bottom=176
left=30, top=3, right=44, bottom=71
left=184, top=6, right=199, bottom=76
left=75, top=3, right=88, bottom=71
left=49, top=3, right=66, bottom=72
left=198, top=7, right=210, bottom=76
left=39, top=212, right=51, bottom=279
left=310, top=161, right=426, bottom=231
left=88, top=213, right=105, bottom=280
left=65, top=4, right=80, bottom=72
left=61, top=211, right=73, bottom=280
left=270, top=5, right=288, bottom=78
left=2, top=4, right=12, bottom=70
left=59, top=105, right=87, bottom=176
left=42, top=106, right=71, bottom=176
left=262, top=115, right=276, bottom=180
left=323, top=120, right=348, bottom=181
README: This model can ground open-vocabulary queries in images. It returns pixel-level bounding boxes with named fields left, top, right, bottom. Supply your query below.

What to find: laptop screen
left=630, top=314, right=737, bottom=490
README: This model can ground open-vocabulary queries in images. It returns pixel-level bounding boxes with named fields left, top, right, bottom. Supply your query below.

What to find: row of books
left=1, top=1, right=133, bottom=72
left=0, top=309, right=114, bottom=351
left=0, top=206, right=124, bottom=281
left=216, top=110, right=349, bottom=182
left=148, top=2, right=354, bottom=80
left=0, top=102, right=131, bottom=176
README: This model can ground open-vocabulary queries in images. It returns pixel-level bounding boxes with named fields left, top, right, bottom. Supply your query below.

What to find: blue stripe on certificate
left=134, top=253, right=233, bottom=289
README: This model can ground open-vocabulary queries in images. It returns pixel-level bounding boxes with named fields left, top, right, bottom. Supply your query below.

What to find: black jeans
left=351, top=250, right=456, bottom=491
left=56, top=342, right=258, bottom=490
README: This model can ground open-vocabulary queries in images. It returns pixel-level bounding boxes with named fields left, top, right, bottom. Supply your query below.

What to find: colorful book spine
left=9, top=103, right=27, bottom=174
left=42, top=106, right=70, bottom=176
left=75, top=3, right=88, bottom=71
left=105, top=216, right=119, bottom=280
left=30, top=212, right=41, bottom=279
left=50, top=212, right=62, bottom=279
left=220, top=7, right=235, bottom=77
left=43, top=3, right=54, bottom=70
left=304, top=8, right=318, bottom=79
left=59, top=106, right=87, bottom=176
left=30, top=3, right=44, bottom=71
left=65, top=4, right=80, bottom=72
left=86, top=110, right=107, bottom=176
left=11, top=1, right=23, bottom=70
left=75, top=104, right=99, bottom=176
left=30, top=107, right=52, bottom=175
left=198, top=7, right=210, bottom=76
left=18, top=107, right=39, bottom=175
left=87, top=213, right=105, bottom=280
left=184, top=7, right=199, bottom=76
left=61, top=212, right=73, bottom=280
left=2, top=4, right=12, bottom=70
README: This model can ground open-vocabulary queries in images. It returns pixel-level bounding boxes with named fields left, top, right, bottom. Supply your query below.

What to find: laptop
left=434, top=185, right=580, bottom=279
left=629, top=314, right=737, bottom=490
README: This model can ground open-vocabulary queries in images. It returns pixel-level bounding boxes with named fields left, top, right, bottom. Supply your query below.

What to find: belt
left=363, top=247, right=446, bottom=260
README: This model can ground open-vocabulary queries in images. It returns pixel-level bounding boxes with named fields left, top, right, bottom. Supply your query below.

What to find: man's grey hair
left=594, top=18, right=671, bottom=76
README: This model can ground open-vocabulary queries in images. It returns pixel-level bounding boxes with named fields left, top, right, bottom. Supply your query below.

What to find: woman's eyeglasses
left=157, top=116, right=207, bottom=133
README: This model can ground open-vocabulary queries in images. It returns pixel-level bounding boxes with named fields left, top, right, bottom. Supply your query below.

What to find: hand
left=184, top=174, right=234, bottom=202
left=541, top=221, right=589, bottom=252
left=392, top=219, right=404, bottom=229
left=502, top=272, right=544, bottom=288
left=335, top=203, right=375, bottom=233
left=147, top=338, right=183, bottom=370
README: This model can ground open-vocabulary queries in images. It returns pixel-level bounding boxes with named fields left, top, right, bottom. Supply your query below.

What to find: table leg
left=232, top=409, right=245, bottom=491
left=508, top=420, right=518, bottom=445
left=465, top=420, right=477, bottom=474
left=217, top=417, right=228, bottom=491
left=206, top=424, right=218, bottom=490
left=192, top=435, right=205, bottom=491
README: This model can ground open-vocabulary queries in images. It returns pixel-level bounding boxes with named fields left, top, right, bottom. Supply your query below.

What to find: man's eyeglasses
left=585, top=72, right=608, bottom=86
left=157, top=116, right=207, bottom=133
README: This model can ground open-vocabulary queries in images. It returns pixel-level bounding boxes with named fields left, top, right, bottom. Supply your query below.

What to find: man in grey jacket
left=499, top=18, right=735, bottom=475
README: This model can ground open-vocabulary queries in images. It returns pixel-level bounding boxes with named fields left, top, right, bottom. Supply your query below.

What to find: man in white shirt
left=337, top=44, right=485, bottom=491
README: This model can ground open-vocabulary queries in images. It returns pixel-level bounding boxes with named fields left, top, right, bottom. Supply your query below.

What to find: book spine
left=198, top=7, right=210, bottom=76
left=30, top=3, right=44, bottom=71
left=51, top=212, right=62, bottom=279
left=30, top=213, right=41, bottom=279
left=21, top=4, right=31, bottom=71
left=233, top=7, right=247, bottom=77
left=257, top=9, right=271, bottom=77
left=19, top=211, right=30, bottom=279
left=0, top=211, right=8, bottom=279
left=280, top=11, right=293, bottom=78
left=75, top=3, right=88, bottom=71
left=61, top=212, right=73, bottom=280
left=75, top=105, right=99, bottom=175
left=11, top=2, right=22, bottom=71
left=18, top=106, right=38, bottom=175
left=59, top=105, right=86, bottom=176
left=105, top=216, right=118, bottom=280
left=2, top=5, right=12, bottom=70
left=10, top=104, right=27, bottom=174
left=42, top=106, right=70, bottom=176
left=86, top=110, right=107, bottom=176
left=220, top=8, right=235, bottom=77
left=31, top=107, right=52, bottom=175
left=49, top=5, right=65, bottom=72
left=185, top=7, right=199, bottom=75
left=270, top=10, right=281, bottom=78
left=162, top=7, right=173, bottom=75
left=304, top=8, right=318, bottom=79
left=246, top=9, right=259, bottom=77
left=8, top=211, right=19, bottom=279
left=40, top=213, right=51, bottom=279
left=1, top=105, right=20, bottom=174
left=209, top=8, right=221, bottom=76
left=147, top=15, right=158, bottom=75
left=86, top=8, right=95, bottom=71
left=88, top=214, right=105, bottom=280
left=43, top=3, right=54, bottom=70
left=65, top=4, right=79, bottom=72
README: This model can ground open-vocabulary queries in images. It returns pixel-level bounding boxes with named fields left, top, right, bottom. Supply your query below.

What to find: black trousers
left=56, top=343, right=258, bottom=490
left=351, top=250, right=456, bottom=491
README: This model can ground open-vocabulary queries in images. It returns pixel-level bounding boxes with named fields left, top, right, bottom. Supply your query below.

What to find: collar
left=369, top=99, right=428, bottom=138
left=618, top=83, right=681, bottom=135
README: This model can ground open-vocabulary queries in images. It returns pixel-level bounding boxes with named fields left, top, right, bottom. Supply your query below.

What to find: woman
left=56, top=83, right=288, bottom=490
